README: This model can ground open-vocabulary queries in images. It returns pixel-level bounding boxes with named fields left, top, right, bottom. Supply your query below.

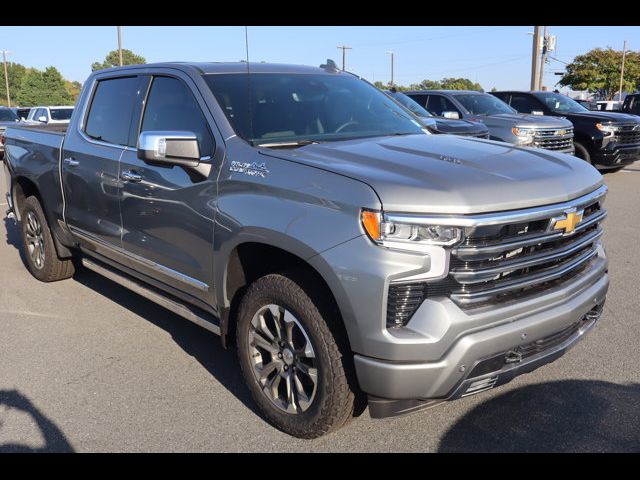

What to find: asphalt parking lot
left=1, top=163, right=639, bottom=453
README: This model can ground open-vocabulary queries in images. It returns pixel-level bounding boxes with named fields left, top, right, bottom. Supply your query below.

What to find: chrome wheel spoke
left=250, top=331, right=278, bottom=354
left=284, top=371, right=297, bottom=413
left=248, top=304, right=318, bottom=415
left=293, top=371, right=312, bottom=410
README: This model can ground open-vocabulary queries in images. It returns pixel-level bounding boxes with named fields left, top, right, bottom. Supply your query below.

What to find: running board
left=81, top=258, right=221, bottom=335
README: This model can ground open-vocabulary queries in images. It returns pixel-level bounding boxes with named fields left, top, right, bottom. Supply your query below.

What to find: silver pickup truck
left=2, top=62, right=609, bottom=438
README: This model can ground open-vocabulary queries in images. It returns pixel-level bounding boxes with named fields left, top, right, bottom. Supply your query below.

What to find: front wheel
left=573, top=142, right=592, bottom=164
left=236, top=273, right=356, bottom=438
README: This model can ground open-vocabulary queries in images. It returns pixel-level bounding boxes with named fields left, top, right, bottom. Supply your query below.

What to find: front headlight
left=595, top=123, right=616, bottom=136
left=361, top=210, right=463, bottom=252
left=512, top=127, right=536, bottom=145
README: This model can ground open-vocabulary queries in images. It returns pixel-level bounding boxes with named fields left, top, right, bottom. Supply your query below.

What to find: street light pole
left=2, top=50, right=10, bottom=107
left=530, top=26, right=541, bottom=90
left=336, top=45, right=352, bottom=71
left=386, top=51, right=394, bottom=86
left=618, top=40, right=628, bottom=102
left=117, top=26, right=123, bottom=66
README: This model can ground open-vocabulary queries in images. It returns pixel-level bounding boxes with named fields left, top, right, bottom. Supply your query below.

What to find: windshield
left=0, top=109, right=19, bottom=122
left=534, top=92, right=589, bottom=113
left=454, top=94, right=516, bottom=115
left=387, top=91, right=433, bottom=118
left=50, top=108, right=73, bottom=120
left=204, top=73, right=424, bottom=145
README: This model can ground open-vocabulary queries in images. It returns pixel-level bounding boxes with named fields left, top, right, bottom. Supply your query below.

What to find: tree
left=438, top=77, right=483, bottom=91
left=0, top=62, right=28, bottom=106
left=91, top=49, right=146, bottom=71
left=558, top=47, right=640, bottom=100
left=15, top=66, right=71, bottom=106
left=64, top=80, right=82, bottom=103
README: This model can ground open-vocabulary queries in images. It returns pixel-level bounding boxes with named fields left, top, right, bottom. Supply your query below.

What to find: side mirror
left=442, top=111, right=460, bottom=119
left=37, top=115, right=48, bottom=123
left=137, top=131, right=200, bottom=167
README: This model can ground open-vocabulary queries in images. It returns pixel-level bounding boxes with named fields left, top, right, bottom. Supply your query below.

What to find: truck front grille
left=438, top=188, right=606, bottom=309
left=533, top=127, right=574, bottom=151
left=612, top=123, right=640, bottom=144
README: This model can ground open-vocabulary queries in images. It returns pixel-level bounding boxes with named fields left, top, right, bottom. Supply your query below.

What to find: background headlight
left=512, top=127, right=536, bottom=145
left=361, top=210, right=463, bottom=251
left=596, top=123, right=616, bottom=136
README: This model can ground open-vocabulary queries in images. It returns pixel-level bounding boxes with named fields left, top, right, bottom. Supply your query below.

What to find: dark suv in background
left=406, top=90, right=575, bottom=155
left=385, top=89, right=489, bottom=138
left=492, top=90, right=640, bottom=171
left=622, top=93, right=640, bottom=116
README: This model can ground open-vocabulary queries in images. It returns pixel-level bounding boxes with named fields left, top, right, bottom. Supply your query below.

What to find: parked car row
left=387, top=88, right=640, bottom=171
left=2, top=61, right=611, bottom=438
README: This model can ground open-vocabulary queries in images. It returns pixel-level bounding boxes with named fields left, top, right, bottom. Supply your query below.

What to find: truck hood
left=472, top=113, right=573, bottom=128
left=563, top=110, right=640, bottom=124
left=262, top=134, right=603, bottom=214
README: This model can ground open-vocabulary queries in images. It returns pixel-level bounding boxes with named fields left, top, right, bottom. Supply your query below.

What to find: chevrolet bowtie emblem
left=553, top=209, right=584, bottom=234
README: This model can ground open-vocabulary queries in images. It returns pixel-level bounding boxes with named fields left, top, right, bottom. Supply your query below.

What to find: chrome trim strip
left=454, top=209, right=607, bottom=259
left=450, top=248, right=598, bottom=305
left=70, top=226, right=209, bottom=292
left=451, top=228, right=603, bottom=283
left=385, top=185, right=607, bottom=228
left=81, top=258, right=220, bottom=335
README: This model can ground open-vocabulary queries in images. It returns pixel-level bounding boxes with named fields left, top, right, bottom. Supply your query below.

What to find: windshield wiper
left=255, top=139, right=319, bottom=148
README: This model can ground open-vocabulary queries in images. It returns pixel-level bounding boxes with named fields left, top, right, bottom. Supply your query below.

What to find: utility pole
left=538, top=26, right=548, bottom=90
left=530, top=26, right=541, bottom=90
left=336, top=45, right=352, bottom=71
left=618, top=40, right=628, bottom=102
left=117, top=26, right=123, bottom=66
left=2, top=50, right=10, bottom=107
left=386, top=51, right=394, bottom=86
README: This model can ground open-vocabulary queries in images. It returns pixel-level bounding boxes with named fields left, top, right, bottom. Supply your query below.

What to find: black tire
left=19, top=195, right=75, bottom=282
left=573, top=142, right=592, bottom=164
left=236, top=273, right=356, bottom=438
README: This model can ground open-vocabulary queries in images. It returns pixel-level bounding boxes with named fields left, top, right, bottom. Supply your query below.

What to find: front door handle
left=63, top=157, right=80, bottom=167
left=120, top=170, right=143, bottom=183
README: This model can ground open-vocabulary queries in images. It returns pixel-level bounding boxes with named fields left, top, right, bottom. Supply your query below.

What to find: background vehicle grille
left=613, top=124, right=640, bottom=144
left=433, top=191, right=605, bottom=309
left=533, top=127, right=574, bottom=151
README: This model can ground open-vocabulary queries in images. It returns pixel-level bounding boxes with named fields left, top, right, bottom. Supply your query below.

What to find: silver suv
left=406, top=90, right=575, bottom=155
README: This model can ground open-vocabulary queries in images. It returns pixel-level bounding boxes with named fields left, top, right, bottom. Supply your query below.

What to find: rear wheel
left=236, top=273, right=355, bottom=438
left=19, top=195, right=75, bottom=282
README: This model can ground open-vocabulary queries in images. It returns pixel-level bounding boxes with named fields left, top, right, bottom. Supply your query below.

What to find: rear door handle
left=120, top=170, right=143, bottom=183
left=63, top=157, right=79, bottom=167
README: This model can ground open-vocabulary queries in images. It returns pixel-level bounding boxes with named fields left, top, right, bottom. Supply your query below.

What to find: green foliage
left=0, top=62, right=28, bottom=106
left=15, top=66, right=72, bottom=106
left=373, top=77, right=483, bottom=92
left=558, top=48, right=640, bottom=100
left=91, top=49, right=146, bottom=71
left=64, top=80, right=82, bottom=102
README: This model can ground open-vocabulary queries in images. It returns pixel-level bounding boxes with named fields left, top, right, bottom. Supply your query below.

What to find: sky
left=0, top=26, right=637, bottom=90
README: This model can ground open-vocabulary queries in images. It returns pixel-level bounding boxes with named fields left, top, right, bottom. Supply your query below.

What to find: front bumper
left=354, top=257, right=608, bottom=417
left=592, top=144, right=640, bottom=168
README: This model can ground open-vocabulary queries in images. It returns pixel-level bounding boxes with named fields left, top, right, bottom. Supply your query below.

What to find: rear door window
left=85, top=76, right=140, bottom=146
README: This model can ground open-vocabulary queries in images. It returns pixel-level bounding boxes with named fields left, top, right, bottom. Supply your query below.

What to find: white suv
left=27, top=106, right=74, bottom=125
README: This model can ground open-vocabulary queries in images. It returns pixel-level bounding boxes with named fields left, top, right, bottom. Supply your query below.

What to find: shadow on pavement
left=0, top=389, right=74, bottom=452
left=70, top=267, right=260, bottom=417
left=438, top=380, right=640, bottom=452
left=3, top=217, right=27, bottom=267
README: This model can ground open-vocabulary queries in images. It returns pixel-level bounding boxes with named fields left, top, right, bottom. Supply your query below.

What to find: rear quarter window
left=85, top=76, right=140, bottom=146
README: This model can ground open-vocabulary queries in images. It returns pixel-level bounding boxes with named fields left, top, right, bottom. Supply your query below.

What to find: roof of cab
left=97, top=62, right=344, bottom=75
left=405, top=89, right=486, bottom=95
